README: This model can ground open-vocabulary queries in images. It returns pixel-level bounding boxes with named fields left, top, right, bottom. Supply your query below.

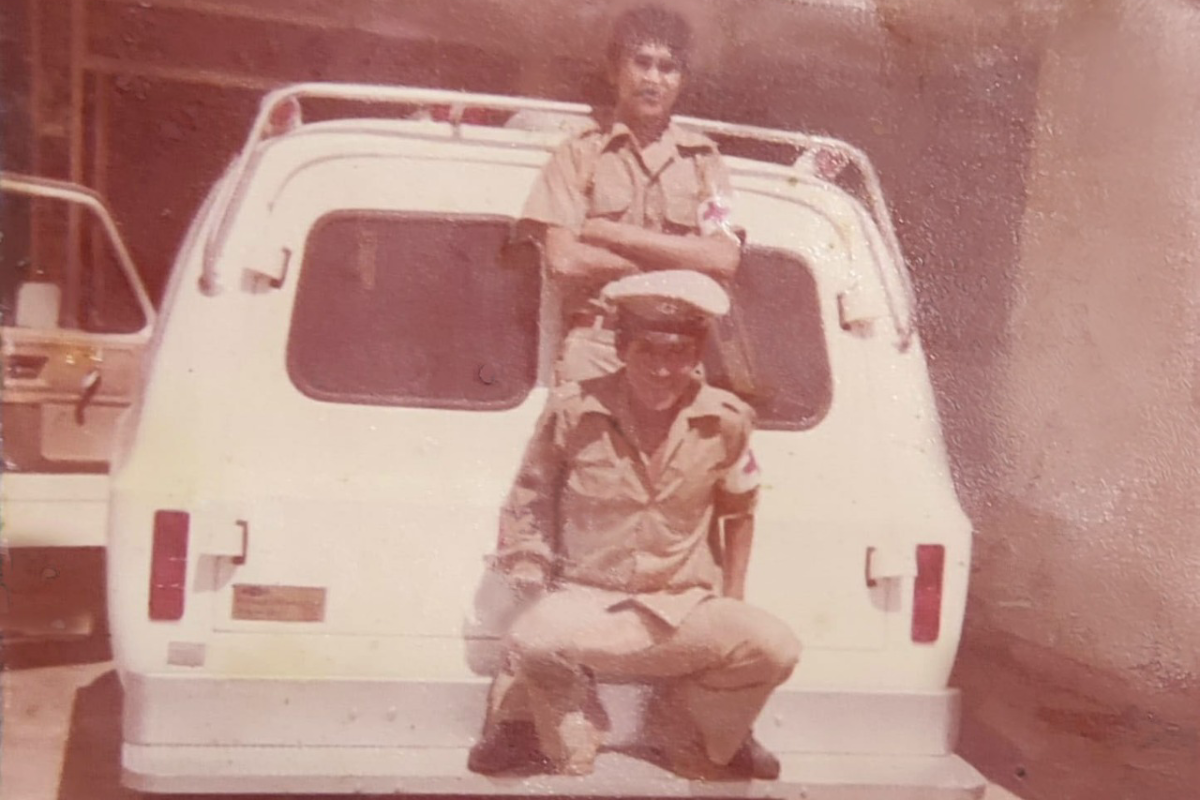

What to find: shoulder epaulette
left=672, top=124, right=720, bottom=153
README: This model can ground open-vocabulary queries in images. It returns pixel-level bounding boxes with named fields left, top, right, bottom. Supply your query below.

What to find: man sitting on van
left=519, top=5, right=743, bottom=384
left=469, top=271, right=799, bottom=780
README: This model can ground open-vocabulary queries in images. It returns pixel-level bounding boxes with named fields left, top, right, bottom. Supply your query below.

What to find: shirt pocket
left=566, top=437, right=633, bottom=500
left=587, top=156, right=635, bottom=219
left=660, top=160, right=703, bottom=233
left=657, top=427, right=726, bottom=503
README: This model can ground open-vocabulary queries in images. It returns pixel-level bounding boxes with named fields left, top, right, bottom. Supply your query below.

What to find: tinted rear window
left=288, top=219, right=827, bottom=425
left=703, top=246, right=831, bottom=430
left=287, top=212, right=539, bottom=410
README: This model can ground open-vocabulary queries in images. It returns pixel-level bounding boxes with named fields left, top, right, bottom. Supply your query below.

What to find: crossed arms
left=544, top=219, right=740, bottom=282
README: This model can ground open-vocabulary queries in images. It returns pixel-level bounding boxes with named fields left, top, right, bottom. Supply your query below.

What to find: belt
left=568, top=311, right=616, bottom=331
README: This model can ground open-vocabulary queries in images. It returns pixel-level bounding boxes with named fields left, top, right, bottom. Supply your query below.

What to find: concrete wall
left=874, top=2, right=1198, bottom=795
left=979, top=0, right=1200, bottom=708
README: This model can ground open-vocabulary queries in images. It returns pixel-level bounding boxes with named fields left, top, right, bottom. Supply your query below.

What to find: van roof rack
left=205, top=82, right=914, bottom=348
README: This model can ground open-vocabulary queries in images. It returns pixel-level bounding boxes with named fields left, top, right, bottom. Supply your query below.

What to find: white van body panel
left=0, top=474, right=110, bottom=547
left=103, top=86, right=978, bottom=795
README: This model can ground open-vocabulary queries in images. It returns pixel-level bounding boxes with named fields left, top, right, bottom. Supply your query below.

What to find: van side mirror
left=14, top=282, right=62, bottom=328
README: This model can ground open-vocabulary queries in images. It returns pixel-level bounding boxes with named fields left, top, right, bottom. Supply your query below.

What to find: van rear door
left=701, top=243, right=893, bottom=653
left=200, top=169, right=897, bottom=664
left=197, top=158, right=543, bottom=660
left=188, top=124, right=956, bottom=682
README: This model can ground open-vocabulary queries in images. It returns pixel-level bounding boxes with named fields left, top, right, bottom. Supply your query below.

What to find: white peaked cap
left=601, top=270, right=731, bottom=324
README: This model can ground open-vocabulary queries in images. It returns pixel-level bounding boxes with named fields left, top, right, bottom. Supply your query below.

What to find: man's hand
left=507, top=560, right=547, bottom=596
left=544, top=225, right=640, bottom=280
left=722, top=515, right=754, bottom=601
left=579, top=218, right=624, bottom=248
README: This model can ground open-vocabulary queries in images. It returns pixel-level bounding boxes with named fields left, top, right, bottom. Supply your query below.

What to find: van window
left=287, top=212, right=540, bottom=410
left=703, top=246, right=832, bottom=430
left=1, top=193, right=147, bottom=333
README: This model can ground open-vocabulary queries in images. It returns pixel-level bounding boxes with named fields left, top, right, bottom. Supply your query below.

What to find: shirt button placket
left=646, top=185, right=664, bottom=231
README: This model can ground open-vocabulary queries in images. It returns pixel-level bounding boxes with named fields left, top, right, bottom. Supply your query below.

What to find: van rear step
left=124, top=746, right=987, bottom=798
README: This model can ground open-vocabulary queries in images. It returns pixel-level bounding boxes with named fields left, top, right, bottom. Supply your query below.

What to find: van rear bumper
left=123, top=672, right=961, bottom=755
left=124, top=745, right=987, bottom=798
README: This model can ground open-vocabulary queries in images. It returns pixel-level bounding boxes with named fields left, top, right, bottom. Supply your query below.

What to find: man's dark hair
left=606, top=5, right=693, bottom=72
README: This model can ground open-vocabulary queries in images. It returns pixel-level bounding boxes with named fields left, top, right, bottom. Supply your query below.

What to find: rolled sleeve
left=696, top=151, right=746, bottom=246
left=714, top=427, right=760, bottom=518
left=495, top=398, right=567, bottom=577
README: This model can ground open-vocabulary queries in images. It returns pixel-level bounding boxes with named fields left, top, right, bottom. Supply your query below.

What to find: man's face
left=622, top=332, right=701, bottom=412
left=611, top=41, right=684, bottom=129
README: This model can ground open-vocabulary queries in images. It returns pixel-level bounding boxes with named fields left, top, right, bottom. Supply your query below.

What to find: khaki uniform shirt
left=521, top=119, right=739, bottom=326
left=496, top=372, right=761, bottom=627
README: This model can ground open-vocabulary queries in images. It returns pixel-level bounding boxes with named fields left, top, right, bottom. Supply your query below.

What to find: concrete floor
left=953, top=635, right=1198, bottom=800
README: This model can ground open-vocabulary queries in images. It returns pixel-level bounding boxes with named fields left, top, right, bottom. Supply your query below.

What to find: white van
left=8, top=82, right=982, bottom=797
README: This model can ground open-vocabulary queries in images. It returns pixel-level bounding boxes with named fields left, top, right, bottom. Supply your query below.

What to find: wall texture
left=956, top=1, right=1200, bottom=796
left=873, top=2, right=1199, bottom=796
left=986, top=0, right=1200, bottom=707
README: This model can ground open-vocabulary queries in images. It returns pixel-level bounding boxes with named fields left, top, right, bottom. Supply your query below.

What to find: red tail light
left=264, top=97, right=302, bottom=137
left=150, top=510, right=189, bottom=621
left=429, top=104, right=500, bottom=125
left=911, top=544, right=945, bottom=643
left=814, top=147, right=851, bottom=181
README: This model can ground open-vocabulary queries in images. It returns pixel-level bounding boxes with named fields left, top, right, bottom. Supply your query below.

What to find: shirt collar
left=597, top=117, right=717, bottom=157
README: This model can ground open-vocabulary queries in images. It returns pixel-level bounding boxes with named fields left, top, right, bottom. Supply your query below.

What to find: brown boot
left=725, top=736, right=782, bottom=780
left=467, top=721, right=551, bottom=775
left=656, top=734, right=781, bottom=781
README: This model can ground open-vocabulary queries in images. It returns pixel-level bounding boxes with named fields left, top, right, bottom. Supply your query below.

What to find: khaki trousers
left=482, top=587, right=801, bottom=773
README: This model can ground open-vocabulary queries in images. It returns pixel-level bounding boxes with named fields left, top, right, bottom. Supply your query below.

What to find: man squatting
left=519, top=4, right=743, bottom=384
left=469, top=271, right=800, bottom=780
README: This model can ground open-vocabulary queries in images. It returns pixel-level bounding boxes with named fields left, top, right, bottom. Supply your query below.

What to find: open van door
left=1, top=173, right=155, bottom=549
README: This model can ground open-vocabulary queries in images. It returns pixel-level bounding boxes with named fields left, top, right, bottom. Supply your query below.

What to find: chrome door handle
left=232, top=519, right=249, bottom=565
left=74, top=368, right=101, bottom=424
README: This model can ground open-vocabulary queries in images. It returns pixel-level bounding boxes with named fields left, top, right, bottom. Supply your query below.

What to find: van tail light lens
left=911, top=544, right=945, bottom=643
left=814, top=147, right=851, bottom=181
left=429, top=104, right=504, bottom=125
left=150, top=510, right=189, bottom=621
left=265, top=97, right=302, bottom=137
